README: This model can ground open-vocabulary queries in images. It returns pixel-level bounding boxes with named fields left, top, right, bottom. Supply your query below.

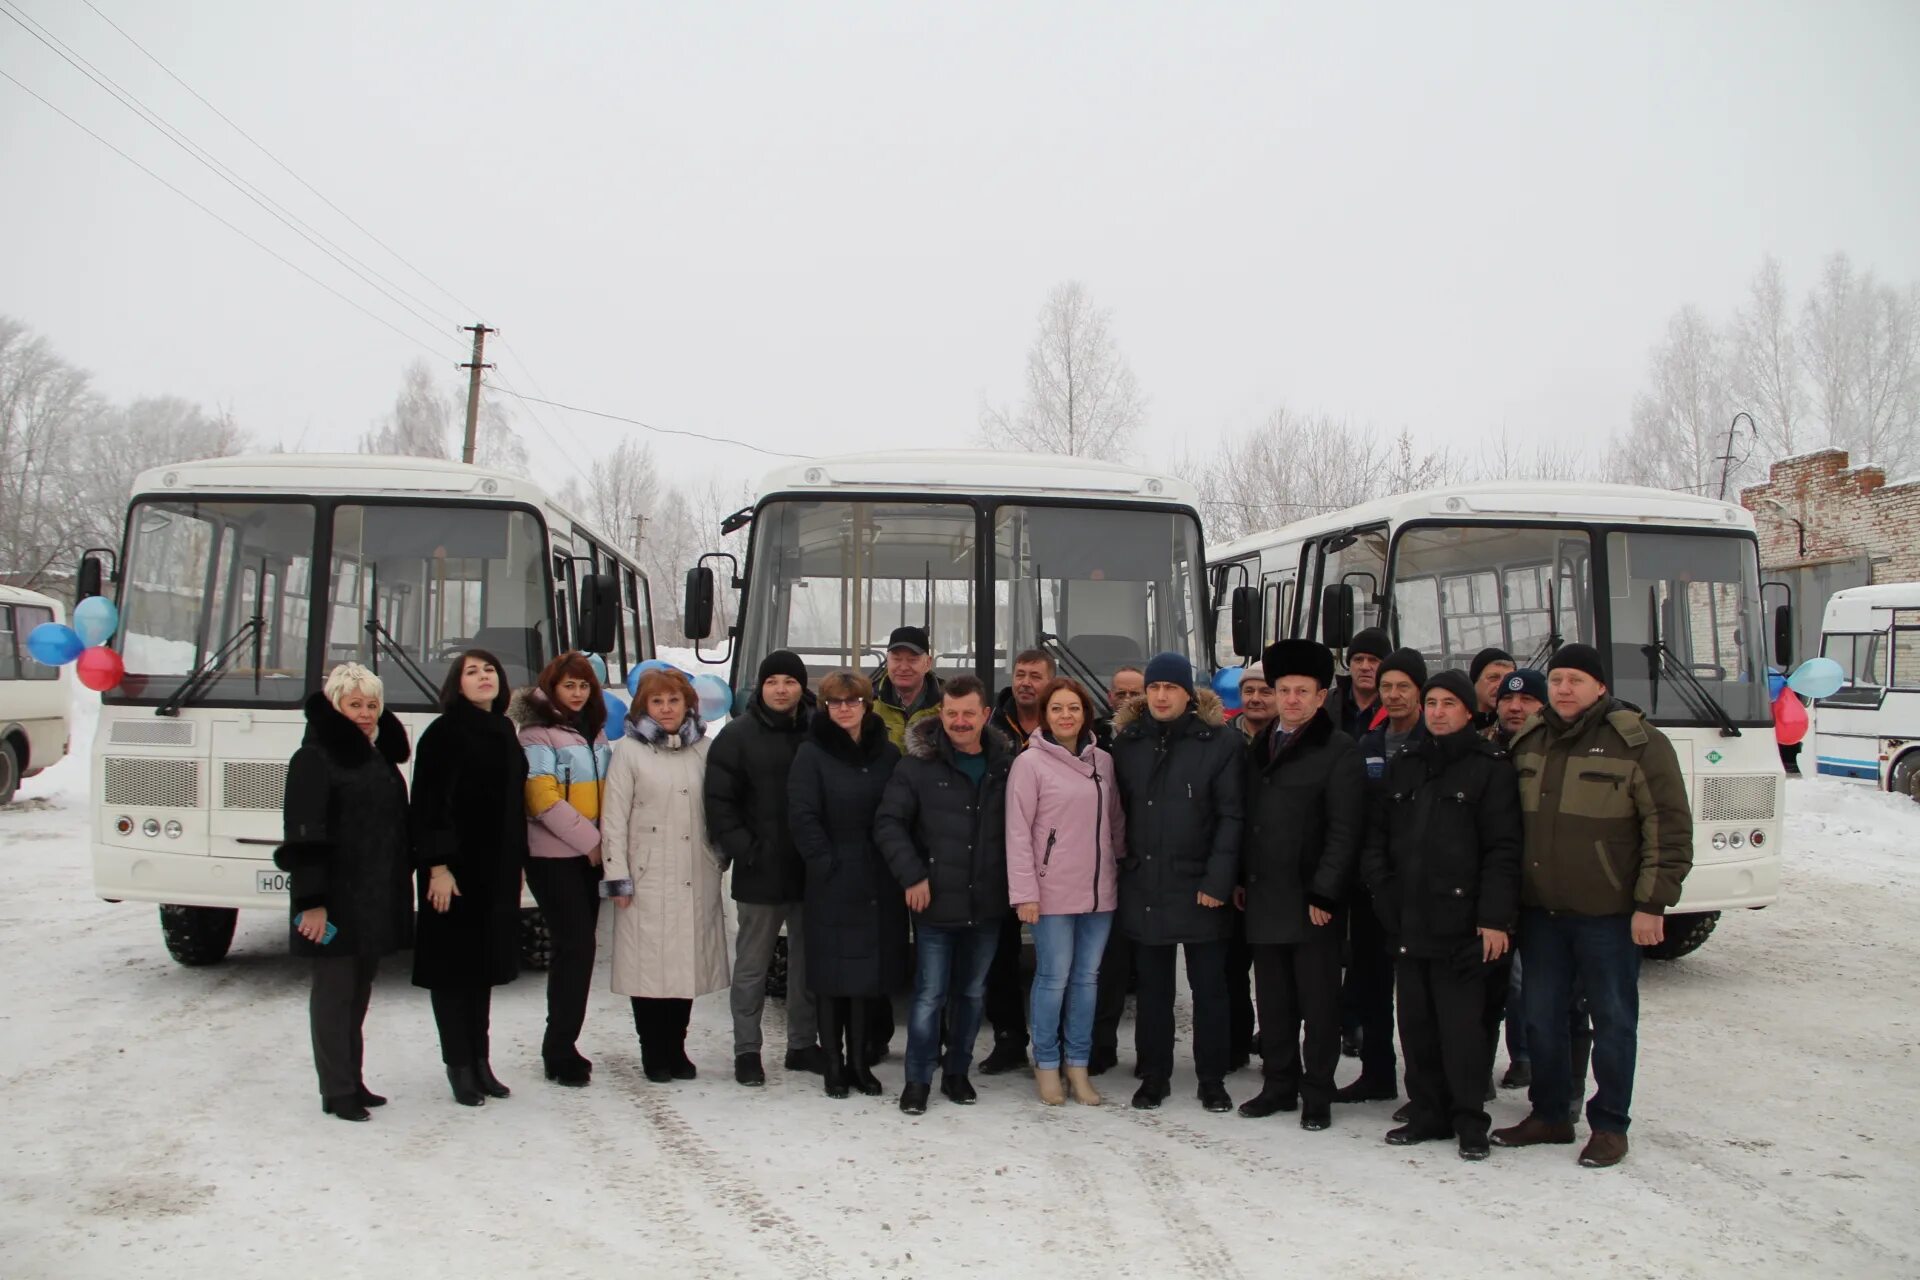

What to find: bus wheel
left=1891, top=753, right=1920, bottom=802
left=765, top=932, right=789, bottom=1002
left=519, top=907, right=551, bottom=971
left=1641, top=910, right=1719, bottom=961
left=0, top=739, right=19, bottom=806
left=159, top=905, right=237, bottom=966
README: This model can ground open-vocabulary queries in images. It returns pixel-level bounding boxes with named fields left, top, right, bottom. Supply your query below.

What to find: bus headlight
left=164, top=821, right=183, bottom=840
left=1749, top=830, right=1766, bottom=848
left=1729, top=830, right=1745, bottom=848
left=115, top=815, right=134, bottom=835
left=141, top=819, right=161, bottom=838
left=1711, top=832, right=1728, bottom=851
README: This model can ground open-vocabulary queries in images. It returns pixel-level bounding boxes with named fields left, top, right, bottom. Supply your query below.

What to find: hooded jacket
left=874, top=717, right=1014, bottom=929
left=1006, top=728, right=1124, bottom=916
left=1109, top=689, right=1244, bottom=946
left=274, top=692, right=413, bottom=959
left=1507, top=696, right=1693, bottom=916
left=873, top=671, right=942, bottom=753
left=703, top=689, right=812, bottom=904
left=512, top=687, right=612, bottom=862
left=1239, top=708, right=1366, bottom=945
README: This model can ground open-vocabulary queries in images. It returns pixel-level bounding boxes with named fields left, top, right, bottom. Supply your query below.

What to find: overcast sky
left=3, top=0, right=1917, bottom=499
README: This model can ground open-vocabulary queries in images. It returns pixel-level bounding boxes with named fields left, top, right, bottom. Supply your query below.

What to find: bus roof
left=130, top=453, right=535, bottom=500
left=1823, top=582, right=1920, bottom=623
left=754, top=450, right=1199, bottom=507
left=1210, top=480, right=1754, bottom=561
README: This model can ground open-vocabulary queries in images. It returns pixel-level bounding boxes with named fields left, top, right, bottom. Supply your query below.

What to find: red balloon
left=1772, top=688, right=1808, bottom=746
left=74, top=645, right=125, bottom=692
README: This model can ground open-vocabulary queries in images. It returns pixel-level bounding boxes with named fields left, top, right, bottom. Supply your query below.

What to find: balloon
left=601, top=689, right=628, bottom=739
left=1766, top=670, right=1788, bottom=703
left=625, top=657, right=678, bottom=698
left=1786, top=656, right=1845, bottom=702
left=1210, top=666, right=1244, bottom=711
left=71, top=596, right=120, bottom=648
left=1772, top=688, right=1808, bottom=746
left=586, top=654, right=609, bottom=686
left=26, top=622, right=84, bottom=667
left=691, top=673, right=733, bottom=722
left=74, top=645, right=126, bottom=692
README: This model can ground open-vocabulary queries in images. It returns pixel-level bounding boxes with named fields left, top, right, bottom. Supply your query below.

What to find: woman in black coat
left=787, top=669, right=906, bottom=1099
left=410, top=648, right=529, bottom=1107
left=275, top=663, right=413, bottom=1122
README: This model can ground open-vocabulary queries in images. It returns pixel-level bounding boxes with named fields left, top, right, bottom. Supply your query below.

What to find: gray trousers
left=731, top=901, right=817, bottom=1056
left=310, top=953, right=379, bottom=1100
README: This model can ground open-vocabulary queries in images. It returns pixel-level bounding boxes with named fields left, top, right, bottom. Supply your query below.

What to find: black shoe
left=940, top=1074, right=977, bottom=1105
left=1198, top=1081, right=1233, bottom=1113
left=1237, top=1085, right=1298, bottom=1118
left=1300, top=1103, right=1332, bottom=1131
left=322, top=1095, right=371, bottom=1122
left=670, top=1056, right=698, bottom=1082
left=545, top=1060, right=591, bottom=1087
left=849, top=1061, right=884, bottom=1097
left=1340, top=1029, right=1362, bottom=1059
left=643, top=1064, right=675, bottom=1084
left=978, top=1041, right=1028, bottom=1076
left=1087, top=1047, right=1117, bottom=1077
left=475, top=1061, right=511, bottom=1099
left=898, top=1082, right=929, bottom=1114
left=825, top=1057, right=850, bottom=1100
left=735, top=1053, right=766, bottom=1087
left=1386, top=1123, right=1450, bottom=1146
left=1392, top=1102, right=1412, bottom=1123
left=1334, top=1076, right=1397, bottom=1104
left=354, top=1086, right=387, bottom=1108
left=785, top=1045, right=827, bottom=1075
left=1500, top=1061, right=1532, bottom=1090
left=1131, top=1077, right=1171, bottom=1110
left=446, top=1066, right=485, bottom=1107
left=1459, top=1133, right=1492, bottom=1161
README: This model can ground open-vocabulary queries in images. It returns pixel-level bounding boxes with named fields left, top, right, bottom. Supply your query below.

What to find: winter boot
left=1064, top=1066, right=1102, bottom=1106
left=1035, top=1068, right=1065, bottom=1106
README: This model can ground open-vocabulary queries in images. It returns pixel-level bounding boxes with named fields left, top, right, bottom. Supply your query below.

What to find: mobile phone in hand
left=293, top=912, right=338, bottom=945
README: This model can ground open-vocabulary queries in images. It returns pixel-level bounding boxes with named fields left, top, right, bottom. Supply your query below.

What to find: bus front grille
left=107, top=719, right=196, bottom=747
left=221, top=761, right=287, bottom=811
left=102, top=758, right=201, bottom=809
left=1695, top=775, right=1777, bottom=823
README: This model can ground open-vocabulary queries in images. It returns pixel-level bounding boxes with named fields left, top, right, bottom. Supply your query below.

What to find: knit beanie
left=1377, top=647, right=1430, bottom=689
left=1423, top=669, right=1477, bottom=711
left=757, top=649, right=809, bottom=689
left=1468, top=647, right=1515, bottom=685
left=1262, top=639, right=1335, bottom=690
left=1497, top=667, right=1548, bottom=704
left=1347, top=627, right=1392, bottom=662
left=1142, top=651, right=1196, bottom=697
left=1546, top=643, right=1607, bottom=686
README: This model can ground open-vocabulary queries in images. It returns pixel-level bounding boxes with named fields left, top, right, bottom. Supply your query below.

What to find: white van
left=0, top=584, right=72, bottom=804
left=1814, top=582, right=1920, bottom=798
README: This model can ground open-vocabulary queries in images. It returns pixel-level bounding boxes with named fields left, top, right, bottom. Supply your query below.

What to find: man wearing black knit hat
left=1330, top=626, right=1393, bottom=739
left=1468, top=647, right=1516, bottom=732
left=1236, top=639, right=1366, bottom=1130
left=1491, top=643, right=1692, bottom=1169
left=704, top=650, right=823, bottom=1085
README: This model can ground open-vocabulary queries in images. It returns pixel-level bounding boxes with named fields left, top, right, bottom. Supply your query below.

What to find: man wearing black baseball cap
left=874, top=626, right=942, bottom=752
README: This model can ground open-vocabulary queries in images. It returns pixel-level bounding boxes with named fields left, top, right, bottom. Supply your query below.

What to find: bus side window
left=1895, top=627, right=1920, bottom=691
left=9, top=604, right=57, bottom=680
left=0, top=606, right=17, bottom=681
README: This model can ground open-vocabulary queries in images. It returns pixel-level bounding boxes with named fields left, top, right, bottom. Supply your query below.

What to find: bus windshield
left=1606, top=530, right=1769, bottom=724
left=1390, top=524, right=1596, bottom=672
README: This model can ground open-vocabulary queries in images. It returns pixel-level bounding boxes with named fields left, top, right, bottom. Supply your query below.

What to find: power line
left=0, top=1, right=466, bottom=344
left=0, top=65, right=454, bottom=360
left=77, top=0, right=482, bottom=321
left=482, top=383, right=807, bottom=459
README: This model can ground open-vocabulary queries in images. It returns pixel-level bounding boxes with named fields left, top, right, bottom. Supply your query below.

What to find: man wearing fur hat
left=1235, top=639, right=1366, bottom=1131
left=1109, top=651, right=1245, bottom=1113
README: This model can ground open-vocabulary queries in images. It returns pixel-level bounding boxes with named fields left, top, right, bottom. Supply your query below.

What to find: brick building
left=1739, top=449, right=1920, bottom=662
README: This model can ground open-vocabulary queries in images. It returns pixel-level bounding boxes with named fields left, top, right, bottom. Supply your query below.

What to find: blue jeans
left=906, top=921, right=1001, bottom=1085
left=1519, top=908, right=1641, bottom=1133
left=1028, top=912, right=1114, bottom=1069
left=1506, top=952, right=1529, bottom=1063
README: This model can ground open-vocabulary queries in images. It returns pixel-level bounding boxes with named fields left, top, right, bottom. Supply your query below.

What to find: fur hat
left=1262, top=639, right=1335, bottom=690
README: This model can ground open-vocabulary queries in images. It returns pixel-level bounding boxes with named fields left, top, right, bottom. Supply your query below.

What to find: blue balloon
left=26, top=622, right=84, bottom=667
left=1786, top=656, right=1845, bottom=701
left=626, top=657, right=678, bottom=698
left=601, top=689, right=628, bottom=739
left=691, top=673, right=733, bottom=722
left=1766, top=670, right=1788, bottom=702
left=586, top=654, right=608, bottom=686
left=72, top=596, right=120, bottom=648
left=1210, top=666, right=1244, bottom=712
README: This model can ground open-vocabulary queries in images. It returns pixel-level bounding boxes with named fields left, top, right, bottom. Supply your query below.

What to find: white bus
left=0, top=584, right=72, bottom=804
left=1207, top=480, right=1784, bottom=959
left=681, top=450, right=1210, bottom=710
left=81, top=453, right=657, bottom=965
left=1812, top=583, right=1920, bottom=797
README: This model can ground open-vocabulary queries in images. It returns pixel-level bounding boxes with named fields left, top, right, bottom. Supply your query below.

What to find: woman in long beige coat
left=601, top=667, right=729, bottom=1083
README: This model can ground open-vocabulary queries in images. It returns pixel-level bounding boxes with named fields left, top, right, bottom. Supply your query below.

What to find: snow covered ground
left=3, top=714, right=1919, bottom=1279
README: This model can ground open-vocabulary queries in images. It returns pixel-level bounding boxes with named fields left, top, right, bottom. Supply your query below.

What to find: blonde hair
left=324, top=662, right=385, bottom=709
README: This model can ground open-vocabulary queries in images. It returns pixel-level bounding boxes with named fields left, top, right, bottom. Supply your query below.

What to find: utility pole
left=1716, top=410, right=1755, bottom=500
left=459, top=323, right=496, bottom=464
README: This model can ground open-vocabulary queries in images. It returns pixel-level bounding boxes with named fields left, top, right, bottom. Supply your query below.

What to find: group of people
left=278, top=621, right=1693, bottom=1170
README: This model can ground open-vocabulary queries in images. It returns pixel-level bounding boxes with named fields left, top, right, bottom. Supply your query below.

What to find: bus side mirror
left=576, top=573, right=620, bottom=655
left=683, top=566, right=715, bottom=641
left=1230, top=586, right=1259, bottom=660
left=1321, top=583, right=1354, bottom=650
left=76, top=557, right=104, bottom=602
left=1773, top=603, right=1793, bottom=667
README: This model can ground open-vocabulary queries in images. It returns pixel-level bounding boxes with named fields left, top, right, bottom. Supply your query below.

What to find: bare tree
left=1731, top=256, right=1802, bottom=458
left=1800, top=252, right=1864, bottom=456
left=1609, top=305, right=1740, bottom=494
left=557, top=437, right=660, bottom=554
left=473, top=399, right=530, bottom=477
left=63, top=397, right=247, bottom=553
left=1796, top=253, right=1920, bottom=476
left=978, top=281, right=1146, bottom=460
left=360, top=359, right=453, bottom=458
left=1472, top=426, right=1589, bottom=481
left=1, top=317, right=101, bottom=583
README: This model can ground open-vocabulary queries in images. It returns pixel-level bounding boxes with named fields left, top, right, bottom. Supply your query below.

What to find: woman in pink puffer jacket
left=1006, top=677, right=1126, bottom=1108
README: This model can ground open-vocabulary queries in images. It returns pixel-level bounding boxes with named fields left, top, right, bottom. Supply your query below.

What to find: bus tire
left=520, top=907, right=551, bottom=971
left=0, top=738, right=20, bottom=806
left=1890, top=752, right=1920, bottom=802
left=159, top=904, right=237, bottom=966
left=1641, top=910, right=1719, bottom=961
left=765, top=932, right=788, bottom=1002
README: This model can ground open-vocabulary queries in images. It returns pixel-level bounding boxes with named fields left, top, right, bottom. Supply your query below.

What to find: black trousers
left=629, top=997, right=693, bottom=1070
left=1228, top=908, right=1256, bottom=1060
left=525, top=855, right=602, bottom=1065
left=1134, top=939, right=1231, bottom=1085
left=309, top=954, right=378, bottom=1100
left=430, top=986, right=494, bottom=1067
left=1341, top=892, right=1398, bottom=1083
left=1252, top=932, right=1343, bottom=1106
left=1396, top=956, right=1492, bottom=1140
left=1091, top=927, right=1135, bottom=1057
left=984, top=907, right=1030, bottom=1049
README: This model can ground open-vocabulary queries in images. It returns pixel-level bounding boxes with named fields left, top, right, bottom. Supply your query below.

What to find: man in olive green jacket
left=1491, top=644, right=1691, bottom=1170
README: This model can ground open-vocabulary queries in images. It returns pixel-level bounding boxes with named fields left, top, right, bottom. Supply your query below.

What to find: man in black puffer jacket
left=1236, top=639, right=1367, bottom=1131
left=1362, top=669, right=1522, bottom=1161
left=1110, top=651, right=1244, bottom=1115
left=874, top=675, right=1015, bottom=1113
left=704, top=650, right=822, bottom=1086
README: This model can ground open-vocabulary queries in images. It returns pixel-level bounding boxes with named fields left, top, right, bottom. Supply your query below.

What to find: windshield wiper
left=1640, top=586, right=1740, bottom=737
left=1037, top=629, right=1114, bottom=718
left=364, top=618, right=440, bottom=704
left=156, top=614, right=264, bottom=717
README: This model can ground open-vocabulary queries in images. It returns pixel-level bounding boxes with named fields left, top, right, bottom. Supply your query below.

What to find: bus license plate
left=256, top=870, right=293, bottom=894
